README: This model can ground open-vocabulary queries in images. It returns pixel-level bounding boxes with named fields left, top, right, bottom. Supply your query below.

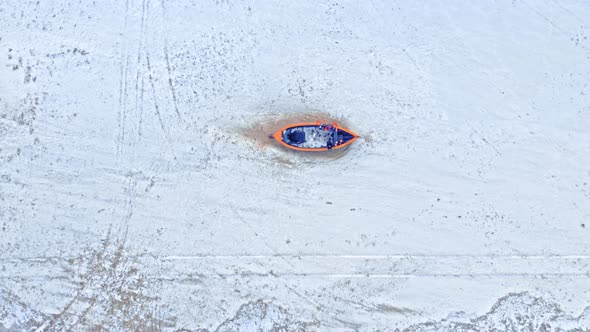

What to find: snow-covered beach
left=1, top=1, right=590, bottom=330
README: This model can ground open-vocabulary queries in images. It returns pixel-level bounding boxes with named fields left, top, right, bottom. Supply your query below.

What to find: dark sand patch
left=241, top=111, right=358, bottom=161
left=375, top=304, right=416, bottom=315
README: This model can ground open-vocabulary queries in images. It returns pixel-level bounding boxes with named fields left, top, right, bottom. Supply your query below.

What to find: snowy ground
left=1, top=0, right=590, bottom=331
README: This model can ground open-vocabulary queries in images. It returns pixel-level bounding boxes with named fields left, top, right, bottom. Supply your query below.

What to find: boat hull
left=271, top=122, right=359, bottom=152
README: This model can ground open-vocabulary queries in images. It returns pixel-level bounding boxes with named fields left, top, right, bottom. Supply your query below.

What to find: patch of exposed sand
left=240, top=110, right=358, bottom=161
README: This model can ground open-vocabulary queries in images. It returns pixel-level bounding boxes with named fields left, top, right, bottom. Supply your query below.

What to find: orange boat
left=271, top=122, right=359, bottom=152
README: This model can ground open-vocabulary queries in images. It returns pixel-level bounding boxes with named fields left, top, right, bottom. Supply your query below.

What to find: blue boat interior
left=282, top=125, right=355, bottom=149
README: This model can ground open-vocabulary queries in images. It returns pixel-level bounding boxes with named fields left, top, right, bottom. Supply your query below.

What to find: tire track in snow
left=116, top=0, right=131, bottom=158
left=134, top=0, right=148, bottom=145
left=4, top=254, right=590, bottom=281
left=160, top=0, right=183, bottom=122
left=145, top=50, right=170, bottom=140
left=5, top=254, right=590, bottom=262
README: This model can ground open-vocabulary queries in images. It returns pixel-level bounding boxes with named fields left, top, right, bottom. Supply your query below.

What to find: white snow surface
left=1, top=0, right=590, bottom=331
